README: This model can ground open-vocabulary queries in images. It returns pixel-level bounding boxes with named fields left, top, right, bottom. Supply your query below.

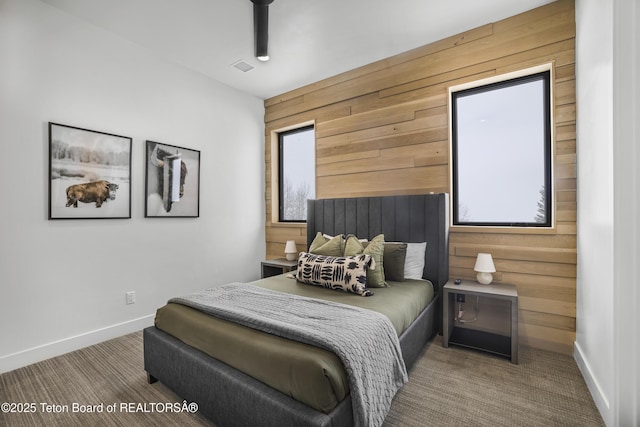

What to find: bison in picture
left=65, top=180, right=119, bottom=208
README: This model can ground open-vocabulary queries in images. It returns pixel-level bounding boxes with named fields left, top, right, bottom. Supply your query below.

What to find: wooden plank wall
left=264, top=0, right=576, bottom=354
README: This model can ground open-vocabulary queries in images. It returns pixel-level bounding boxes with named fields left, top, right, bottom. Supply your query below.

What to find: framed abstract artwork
left=144, top=140, right=200, bottom=218
left=48, top=122, right=132, bottom=219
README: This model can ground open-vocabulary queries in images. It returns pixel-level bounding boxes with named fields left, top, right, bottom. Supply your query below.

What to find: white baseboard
left=574, top=341, right=611, bottom=426
left=0, top=314, right=155, bottom=374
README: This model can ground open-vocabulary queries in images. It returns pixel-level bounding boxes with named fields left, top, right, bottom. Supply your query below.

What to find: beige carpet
left=0, top=331, right=604, bottom=427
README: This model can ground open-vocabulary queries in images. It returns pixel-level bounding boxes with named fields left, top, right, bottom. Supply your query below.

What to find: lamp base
left=476, top=272, right=493, bottom=285
left=285, top=253, right=297, bottom=261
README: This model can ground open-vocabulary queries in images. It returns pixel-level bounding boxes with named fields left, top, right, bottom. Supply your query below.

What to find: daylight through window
left=278, top=125, right=315, bottom=222
left=451, top=69, right=552, bottom=227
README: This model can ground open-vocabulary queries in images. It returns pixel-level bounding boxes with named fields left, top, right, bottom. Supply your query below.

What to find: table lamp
left=474, top=253, right=496, bottom=284
left=284, top=240, right=298, bottom=261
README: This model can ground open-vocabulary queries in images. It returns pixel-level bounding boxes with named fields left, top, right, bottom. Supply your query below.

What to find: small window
left=278, top=125, right=315, bottom=222
left=451, top=69, right=552, bottom=227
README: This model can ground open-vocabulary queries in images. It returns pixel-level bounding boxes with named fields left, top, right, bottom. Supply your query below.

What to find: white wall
left=611, top=0, right=639, bottom=425
left=574, top=0, right=614, bottom=421
left=575, top=0, right=639, bottom=426
left=0, top=0, right=265, bottom=373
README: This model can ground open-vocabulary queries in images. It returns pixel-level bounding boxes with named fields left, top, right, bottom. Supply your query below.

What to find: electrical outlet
left=126, top=291, right=136, bottom=305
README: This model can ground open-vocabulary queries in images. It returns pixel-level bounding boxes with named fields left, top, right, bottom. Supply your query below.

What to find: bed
left=144, top=193, right=449, bottom=427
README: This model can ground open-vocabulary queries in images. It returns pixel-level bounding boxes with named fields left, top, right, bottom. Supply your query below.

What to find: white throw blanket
left=170, top=283, right=408, bottom=427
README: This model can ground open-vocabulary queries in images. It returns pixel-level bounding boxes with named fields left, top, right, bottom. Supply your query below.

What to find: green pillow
left=382, top=243, right=407, bottom=281
left=344, top=234, right=388, bottom=288
left=308, top=232, right=344, bottom=257
left=343, top=234, right=365, bottom=257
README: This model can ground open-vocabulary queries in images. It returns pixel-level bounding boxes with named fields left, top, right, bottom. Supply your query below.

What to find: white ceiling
left=40, top=0, right=555, bottom=100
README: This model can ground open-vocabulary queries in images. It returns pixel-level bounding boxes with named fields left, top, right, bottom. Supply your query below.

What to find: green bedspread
left=154, top=274, right=433, bottom=414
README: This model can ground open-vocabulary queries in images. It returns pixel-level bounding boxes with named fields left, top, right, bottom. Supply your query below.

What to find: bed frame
left=144, top=193, right=449, bottom=427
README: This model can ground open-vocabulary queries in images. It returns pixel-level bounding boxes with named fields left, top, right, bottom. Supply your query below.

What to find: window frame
left=276, top=124, right=315, bottom=223
left=449, top=65, right=554, bottom=229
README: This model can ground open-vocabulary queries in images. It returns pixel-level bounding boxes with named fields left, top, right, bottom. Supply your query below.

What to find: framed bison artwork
left=144, top=141, right=200, bottom=218
left=48, top=122, right=132, bottom=220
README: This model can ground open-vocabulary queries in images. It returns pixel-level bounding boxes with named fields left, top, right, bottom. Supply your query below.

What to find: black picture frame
left=48, top=122, right=132, bottom=220
left=145, top=140, right=200, bottom=218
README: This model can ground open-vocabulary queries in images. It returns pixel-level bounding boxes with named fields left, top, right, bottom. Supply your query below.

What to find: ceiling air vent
left=231, top=60, right=255, bottom=73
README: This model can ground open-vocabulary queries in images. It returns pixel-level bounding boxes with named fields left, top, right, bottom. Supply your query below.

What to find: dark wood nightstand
left=261, top=258, right=298, bottom=279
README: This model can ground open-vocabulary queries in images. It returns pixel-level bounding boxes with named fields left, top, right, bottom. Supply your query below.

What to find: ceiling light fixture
left=250, top=0, right=274, bottom=62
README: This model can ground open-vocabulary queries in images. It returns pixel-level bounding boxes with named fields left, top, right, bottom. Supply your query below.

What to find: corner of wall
left=574, top=341, right=612, bottom=426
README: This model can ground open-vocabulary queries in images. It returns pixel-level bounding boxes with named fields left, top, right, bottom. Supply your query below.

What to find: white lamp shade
left=474, top=253, right=496, bottom=284
left=474, top=253, right=496, bottom=272
left=284, top=240, right=298, bottom=261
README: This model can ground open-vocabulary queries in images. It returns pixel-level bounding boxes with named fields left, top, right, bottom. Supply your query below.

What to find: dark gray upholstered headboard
left=306, top=193, right=449, bottom=291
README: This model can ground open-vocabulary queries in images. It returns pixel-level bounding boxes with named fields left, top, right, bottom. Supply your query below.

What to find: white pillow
left=324, top=233, right=367, bottom=242
left=404, top=242, right=427, bottom=280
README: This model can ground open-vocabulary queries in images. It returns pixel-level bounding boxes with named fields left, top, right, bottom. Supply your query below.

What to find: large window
left=278, top=125, right=315, bottom=222
left=450, top=68, right=552, bottom=227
